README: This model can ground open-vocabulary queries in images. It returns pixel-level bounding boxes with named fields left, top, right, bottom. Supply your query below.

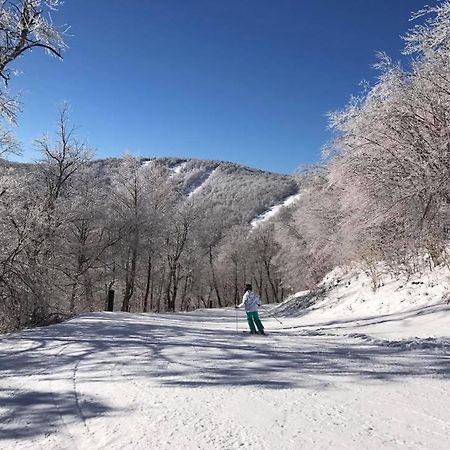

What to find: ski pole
left=260, top=304, right=283, bottom=325
left=235, top=306, right=239, bottom=334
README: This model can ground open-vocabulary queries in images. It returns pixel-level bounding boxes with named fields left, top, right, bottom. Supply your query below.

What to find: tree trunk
left=122, top=244, right=138, bottom=312
left=143, top=254, right=152, bottom=312
left=209, top=246, right=222, bottom=307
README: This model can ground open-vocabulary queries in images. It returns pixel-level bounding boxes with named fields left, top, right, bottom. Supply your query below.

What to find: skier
left=235, top=283, right=265, bottom=335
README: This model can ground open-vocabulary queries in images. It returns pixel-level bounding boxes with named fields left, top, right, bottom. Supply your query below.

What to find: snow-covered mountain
left=139, top=157, right=299, bottom=224
left=0, top=155, right=303, bottom=332
left=1, top=156, right=299, bottom=226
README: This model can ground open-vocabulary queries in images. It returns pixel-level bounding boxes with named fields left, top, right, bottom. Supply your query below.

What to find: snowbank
left=271, top=262, right=450, bottom=341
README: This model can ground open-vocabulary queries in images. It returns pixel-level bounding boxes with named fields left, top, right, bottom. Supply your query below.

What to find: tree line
left=275, top=2, right=450, bottom=292
left=2, top=1, right=450, bottom=331
left=0, top=129, right=291, bottom=331
left=0, top=1, right=296, bottom=332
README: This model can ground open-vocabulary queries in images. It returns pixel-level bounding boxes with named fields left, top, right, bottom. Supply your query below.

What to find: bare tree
left=36, top=104, right=92, bottom=210
left=0, top=125, right=19, bottom=158
left=0, top=0, right=66, bottom=122
left=318, top=1, right=450, bottom=281
left=164, top=204, right=198, bottom=312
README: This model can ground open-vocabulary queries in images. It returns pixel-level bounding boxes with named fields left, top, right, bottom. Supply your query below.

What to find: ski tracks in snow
left=2, top=310, right=450, bottom=449
left=43, top=344, right=108, bottom=450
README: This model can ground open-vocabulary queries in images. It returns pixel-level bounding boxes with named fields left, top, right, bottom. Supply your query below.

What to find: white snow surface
left=250, top=192, right=301, bottom=228
left=169, top=161, right=188, bottom=175
left=2, top=265, right=450, bottom=449
left=187, top=168, right=217, bottom=198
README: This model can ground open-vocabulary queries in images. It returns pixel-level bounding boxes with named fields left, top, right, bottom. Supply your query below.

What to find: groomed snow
left=187, top=168, right=217, bottom=198
left=1, top=265, right=450, bottom=449
left=250, top=192, right=301, bottom=228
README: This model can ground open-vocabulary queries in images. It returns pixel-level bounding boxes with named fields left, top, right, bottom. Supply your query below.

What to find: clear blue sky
left=9, top=0, right=436, bottom=174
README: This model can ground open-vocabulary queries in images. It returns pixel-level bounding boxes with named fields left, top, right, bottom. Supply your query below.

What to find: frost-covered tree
left=275, top=166, right=342, bottom=290
left=58, top=166, right=114, bottom=313
left=214, top=225, right=249, bottom=306
left=0, top=125, right=19, bottom=158
left=0, top=106, right=93, bottom=331
left=163, top=203, right=199, bottom=312
left=0, top=0, right=66, bottom=167
left=36, top=104, right=92, bottom=209
left=0, top=0, right=66, bottom=122
left=322, top=0, right=450, bottom=276
left=106, top=157, right=179, bottom=312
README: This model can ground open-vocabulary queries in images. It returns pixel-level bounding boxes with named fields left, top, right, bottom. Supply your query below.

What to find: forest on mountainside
left=0, top=148, right=298, bottom=331
left=2, top=1, right=450, bottom=332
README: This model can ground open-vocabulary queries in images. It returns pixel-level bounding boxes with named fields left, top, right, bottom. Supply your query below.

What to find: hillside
left=100, top=156, right=299, bottom=223
left=0, top=155, right=301, bottom=332
left=1, top=267, right=449, bottom=449
left=273, top=261, right=450, bottom=340
left=1, top=156, right=299, bottom=225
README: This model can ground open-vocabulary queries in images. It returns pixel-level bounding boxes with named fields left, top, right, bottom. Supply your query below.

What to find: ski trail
left=47, top=360, right=80, bottom=450
left=250, top=191, right=301, bottom=228
left=71, top=357, right=94, bottom=436
left=186, top=168, right=217, bottom=198
left=1, top=310, right=450, bottom=449
left=169, top=161, right=187, bottom=175
left=46, top=345, right=104, bottom=450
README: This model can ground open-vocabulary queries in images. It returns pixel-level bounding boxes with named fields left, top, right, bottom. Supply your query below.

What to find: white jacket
left=238, top=290, right=261, bottom=312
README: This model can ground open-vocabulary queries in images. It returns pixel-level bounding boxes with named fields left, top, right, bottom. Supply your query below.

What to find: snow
left=2, top=265, right=450, bottom=449
left=276, top=263, right=450, bottom=338
left=187, top=168, right=216, bottom=198
left=250, top=192, right=301, bottom=228
left=169, top=161, right=188, bottom=175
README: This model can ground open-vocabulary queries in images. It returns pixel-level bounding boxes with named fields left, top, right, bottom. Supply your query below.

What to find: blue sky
left=8, top=0, right=436, bottom=174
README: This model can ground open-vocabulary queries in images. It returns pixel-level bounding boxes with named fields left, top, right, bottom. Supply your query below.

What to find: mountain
left=83, top=156, right=299, bottom=225
left=0, top=155, right=301, bottom=333
left=2, top=155, right=299, bottom=225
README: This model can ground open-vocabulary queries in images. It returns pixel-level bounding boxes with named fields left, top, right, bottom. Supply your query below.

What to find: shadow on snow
left=0, top=388, right=113, bottom=441
left=1, top=309, right=450, bottom=440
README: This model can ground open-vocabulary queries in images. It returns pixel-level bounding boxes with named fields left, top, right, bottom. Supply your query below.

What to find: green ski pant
left=246, top=311, right=264, bottom=333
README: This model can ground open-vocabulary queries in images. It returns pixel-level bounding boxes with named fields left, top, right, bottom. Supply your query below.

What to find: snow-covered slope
left=250, top=192, right=301, bottom=228
left=2, top=264, right=450, bottom=449
left=169, top=161, right=188, bottom=175
left=1, top=156, right=299, bottom=230
left=274, top=262, right=450, bottom=340
left=137, top=157, right=299, bottom=224
left=187, top=168, right=217, bottom=198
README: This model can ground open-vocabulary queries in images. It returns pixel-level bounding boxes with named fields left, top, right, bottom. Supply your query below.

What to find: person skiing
left=235, top=283, right=265, bottom=335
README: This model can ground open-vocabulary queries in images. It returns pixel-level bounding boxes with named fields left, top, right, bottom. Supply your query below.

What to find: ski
left=241, top=331, right=269, bottom=336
